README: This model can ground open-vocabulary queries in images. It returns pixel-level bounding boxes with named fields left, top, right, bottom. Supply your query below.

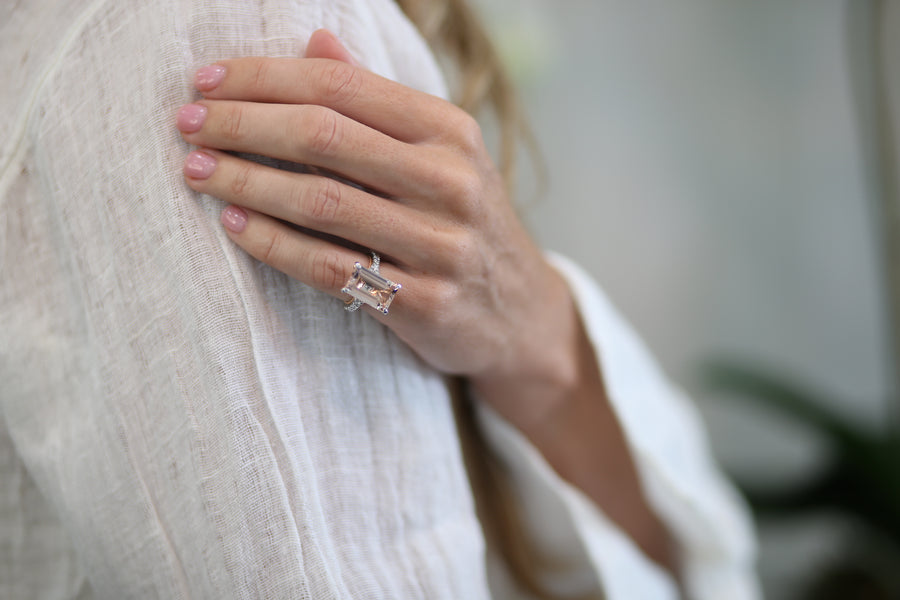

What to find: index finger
left=196, top=57, right=458, bottom=144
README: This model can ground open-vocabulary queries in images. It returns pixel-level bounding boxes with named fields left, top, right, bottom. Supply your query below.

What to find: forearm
left=470, top=266, right=676, bottom=573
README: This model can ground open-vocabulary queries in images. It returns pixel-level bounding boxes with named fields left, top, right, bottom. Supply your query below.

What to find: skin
left=177, top=29, right=675, bottom=573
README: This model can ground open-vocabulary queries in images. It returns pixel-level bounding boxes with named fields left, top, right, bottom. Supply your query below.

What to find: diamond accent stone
left=342, top=262, right=401, bottom=315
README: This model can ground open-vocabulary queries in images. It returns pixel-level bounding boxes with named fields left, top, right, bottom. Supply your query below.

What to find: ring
left=342, top=251, right=402, bottom=315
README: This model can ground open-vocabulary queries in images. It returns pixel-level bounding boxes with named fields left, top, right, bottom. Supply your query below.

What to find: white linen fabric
left=0, top=0, right=759, bottom=598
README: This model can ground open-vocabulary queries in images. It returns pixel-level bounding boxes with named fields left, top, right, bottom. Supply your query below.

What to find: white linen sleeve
left=475, top=252, right=761, bottom=600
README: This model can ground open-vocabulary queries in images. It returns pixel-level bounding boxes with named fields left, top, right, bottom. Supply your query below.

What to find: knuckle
left=452, top=112, right=484, bottom=153
left=435, top=167, right=482, bottom=215
left=259, top=229, right=283, bottom=264
left=228, top=163, right=255, bottom=197
left=308, top=178, right=342, bottom=224
left=318, top=61, right=362, bottom=104
left=429, top=227, right=465, bottom=267
left=247, top=58, right=272, bottom=91
left=311, top=249, right=346, bottom=291
left=221, top=103, right=246, bottom=142
left=446, top=231, right=479, bottom=274
left=453, top=230, right=478, bottom=262
left=421, top=280, right=460, bottom=323
left=304, top=107, right=343, bottom=157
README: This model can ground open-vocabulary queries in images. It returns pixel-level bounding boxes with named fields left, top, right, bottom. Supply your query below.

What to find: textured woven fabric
left=0, top=1, right=758, bottom=599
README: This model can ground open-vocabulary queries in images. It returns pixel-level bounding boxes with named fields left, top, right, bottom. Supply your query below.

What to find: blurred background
left=474, top=0, right=900, bottom=598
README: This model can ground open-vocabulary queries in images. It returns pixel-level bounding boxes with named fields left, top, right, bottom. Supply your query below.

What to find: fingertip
left=195, top=64, right=227, bottom=91
left=305, top=29, right=358, bottom=66
left=183, top=150, right=217, bottom=180
left=221, top=205, right=248, bottom=233
left=176, top=103, right=207, bottom=133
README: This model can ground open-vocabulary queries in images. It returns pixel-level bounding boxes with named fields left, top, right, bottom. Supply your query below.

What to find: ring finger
left=221, top=206, right=418, bottom=315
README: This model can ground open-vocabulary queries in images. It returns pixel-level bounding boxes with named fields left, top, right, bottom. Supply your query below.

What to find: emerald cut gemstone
left=342, top=262, right=401, bottom=315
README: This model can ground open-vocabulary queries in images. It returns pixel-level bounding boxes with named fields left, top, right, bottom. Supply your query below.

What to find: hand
left=177, top=31, right=675, bottom=569
left=176, top=30, right=580, bottom=429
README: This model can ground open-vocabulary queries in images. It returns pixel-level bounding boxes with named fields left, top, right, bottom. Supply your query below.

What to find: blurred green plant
left=702, top=360, right=900, bottom=600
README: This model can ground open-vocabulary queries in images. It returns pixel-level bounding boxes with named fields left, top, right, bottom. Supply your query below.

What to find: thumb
left=304, top=29, right=359, bottom=66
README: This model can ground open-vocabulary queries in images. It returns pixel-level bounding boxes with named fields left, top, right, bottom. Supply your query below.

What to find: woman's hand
left=177, top=30, right=674, bottom=570
left=176, top=31, right=582, bottom=433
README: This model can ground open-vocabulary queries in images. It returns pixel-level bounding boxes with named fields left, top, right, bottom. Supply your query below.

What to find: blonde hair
left=397, top=2, right=599, bottom=598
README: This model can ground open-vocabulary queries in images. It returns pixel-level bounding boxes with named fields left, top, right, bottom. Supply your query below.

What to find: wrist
left=469, top=258, right=678, bottom=574
left=469, top=263, right=584, bottom=435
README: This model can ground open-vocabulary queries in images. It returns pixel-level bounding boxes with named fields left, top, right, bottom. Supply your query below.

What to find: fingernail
left=222, top=205, right=248, bottom=233
left=184, top=151, right=217, bottom=179
left=195, top=65, right=226, bottom=91
left=176, top=103, right=207, bottom=133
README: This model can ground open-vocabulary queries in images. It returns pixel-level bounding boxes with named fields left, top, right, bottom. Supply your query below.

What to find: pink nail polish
left=222, top=206, right=248, bottom=233
left=195, top=65, right=226, bottom=91
left=176, top=103, right=207, bottom=133
left=184, top=151, right=217, bottom=179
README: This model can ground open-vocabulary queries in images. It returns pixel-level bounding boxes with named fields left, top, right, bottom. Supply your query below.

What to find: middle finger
left=183, top=149, right=442, bottom=266
left=177, top=100, right=433, bottom=199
